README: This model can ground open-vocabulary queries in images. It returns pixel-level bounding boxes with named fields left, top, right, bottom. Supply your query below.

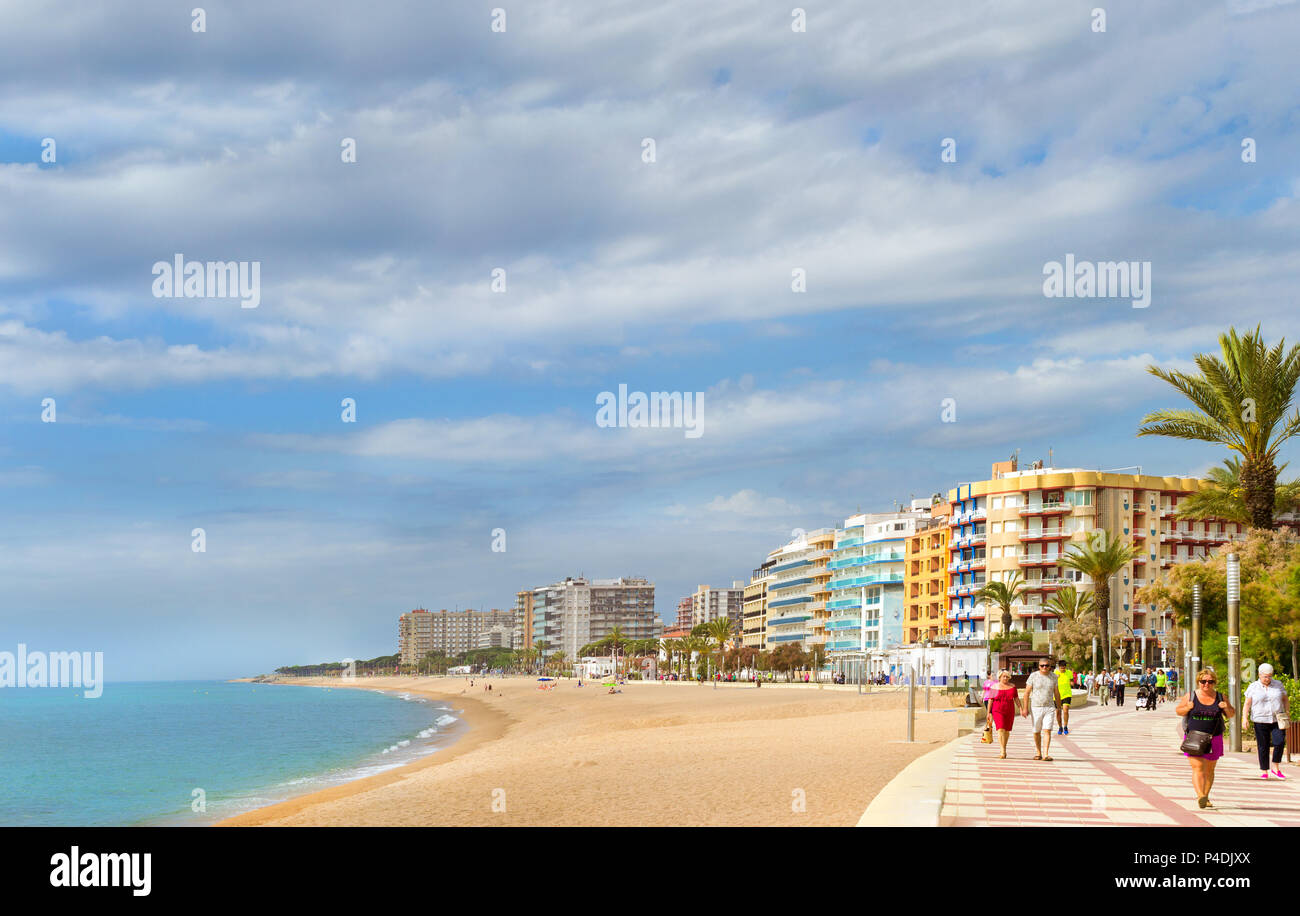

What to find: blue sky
left=2, top=0, right=1299, bottom=680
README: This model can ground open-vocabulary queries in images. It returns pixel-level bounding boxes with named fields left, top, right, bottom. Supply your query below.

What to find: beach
left=219, top=676, right=959, bottom=827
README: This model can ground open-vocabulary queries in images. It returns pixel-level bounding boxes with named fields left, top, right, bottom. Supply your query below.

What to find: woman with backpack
left=1175, top=668, right=1237, bottom=809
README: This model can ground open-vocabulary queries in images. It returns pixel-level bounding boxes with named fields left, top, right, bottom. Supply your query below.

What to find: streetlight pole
left=1191, top=580, right=1202, bottom=689
left=1226, top=553, right=1242, bottom=753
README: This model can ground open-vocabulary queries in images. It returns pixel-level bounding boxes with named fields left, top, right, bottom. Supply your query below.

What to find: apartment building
left=946, top=459, right=1244, bottom=647
left=514, top=590, right=534, bottom=650
left=741, top=570, right=770, bottom=649
left=690, top=582, right=745, bottom=629
left=762, top=528, right=836, bottom=651
left=825, top=507, right=930, bottom=659
left=398, top=607, right=518, bottom=663
left=524, top=576, right=659, bottom=659
left=903, top=502, right=951, bottom=644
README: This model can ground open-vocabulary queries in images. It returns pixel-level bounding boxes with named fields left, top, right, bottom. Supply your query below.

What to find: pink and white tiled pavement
left=940, top=698, right=1300, bottom=827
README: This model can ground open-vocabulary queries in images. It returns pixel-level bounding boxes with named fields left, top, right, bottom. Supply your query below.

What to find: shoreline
left=218, top=675, right=956, bottom=827
left=216, top=677, right=511, bottom=827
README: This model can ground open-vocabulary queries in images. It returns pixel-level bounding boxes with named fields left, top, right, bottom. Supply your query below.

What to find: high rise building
left=946, top=460, right=1245, bottom=648
left=903, top=502, right=951, bottom=644
left=525, top=576, right=658, bottom=659
left=741, top=565, right=771, bottom=650
left=514, top=590, right=534, bottom=650
left=763, top=528, right=836, bottom=651
left=398, top=607, right=518, bottom=663
left=690, top=582, right=745, bottom=628
left=825, top=507, right=931, bottom=659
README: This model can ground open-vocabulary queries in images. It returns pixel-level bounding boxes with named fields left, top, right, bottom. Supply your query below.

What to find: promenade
left=940, top=698, right=1300, bottom=827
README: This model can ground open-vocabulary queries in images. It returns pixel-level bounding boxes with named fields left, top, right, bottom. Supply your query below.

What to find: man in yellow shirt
left=1055, top=658, right=1075, bottom=735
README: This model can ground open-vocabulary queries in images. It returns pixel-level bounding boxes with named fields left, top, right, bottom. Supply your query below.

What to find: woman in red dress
left=988, top=669, right=1019, bottom=759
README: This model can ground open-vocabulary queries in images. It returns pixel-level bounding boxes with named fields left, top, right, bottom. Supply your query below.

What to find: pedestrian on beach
left=988, top=670, right=1019, bottom=759
left=982, top=673, right=997, bottom=715
left=1175, top=668, right=1235, bottom=808
left=1243, top=664, right=1290, bottom=780
left=1113, top=668, right=1127, bottom=707
left=1055, top=658, right=1075, bottom=735
left=1021, top=657, right=1061, bottom=761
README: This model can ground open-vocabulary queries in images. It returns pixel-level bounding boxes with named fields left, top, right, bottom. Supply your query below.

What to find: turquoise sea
left=0, top=680, right=462, bottom=826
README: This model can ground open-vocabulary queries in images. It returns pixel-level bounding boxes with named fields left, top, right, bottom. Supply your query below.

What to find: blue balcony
left=768, top=576, right=814, bottom=593
left=770, top=558, right=813, bottom=575
left=767, top=633, right=806, bottom=644
left=768, top=611, right=812, bottom=626
left=768, top=594, right=814, bottom=610
left=826, top=617, right=865, bottom=630
left=827, top=573, right=904, bottom=590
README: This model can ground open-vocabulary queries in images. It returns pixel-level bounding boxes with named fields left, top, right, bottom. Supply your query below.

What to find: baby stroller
left=1136, top=683, right=1157, bottom=710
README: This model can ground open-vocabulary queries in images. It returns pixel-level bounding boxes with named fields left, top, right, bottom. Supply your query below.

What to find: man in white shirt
left=1113, top=668, right=1129, bottom=707
left=1243, top=663, right=1290, bottom=779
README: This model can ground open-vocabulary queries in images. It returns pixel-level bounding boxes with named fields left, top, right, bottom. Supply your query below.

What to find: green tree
left=1043, top=585, right=1094, bottom=621
left=704, top=617, right=733, bottom=679
left=974, top=572, right=1026, bottom=637
left=1060, top=531, right=1140, bottom=667
left=1176, top=457, right=1300, bottom=524
left=1139, top=326, right=1300, bottom=530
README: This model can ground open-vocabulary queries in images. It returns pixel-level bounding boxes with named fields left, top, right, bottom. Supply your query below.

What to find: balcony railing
left=1019, top=502, right=1071, bottom=515
left=1019, top=528, right=1066, bottom=540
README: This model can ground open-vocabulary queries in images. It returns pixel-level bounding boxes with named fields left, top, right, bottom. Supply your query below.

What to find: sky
left=2, top=0, right=1299, bottom=680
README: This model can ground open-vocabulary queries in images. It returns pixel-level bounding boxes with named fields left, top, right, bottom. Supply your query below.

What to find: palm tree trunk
left=1241, top=456, right=1279, bottom=530
left=1291, top=639, right=1298, bottom=679
left=1095, top=580, right=1111, bottom=668
left=1001, top=608, right=1012, bottom=635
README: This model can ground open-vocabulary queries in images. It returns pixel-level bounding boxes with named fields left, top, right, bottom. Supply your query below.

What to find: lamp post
left=1226, top=553, right=1241, bottom=753
left=1191, top=580, right=1202, bottom=683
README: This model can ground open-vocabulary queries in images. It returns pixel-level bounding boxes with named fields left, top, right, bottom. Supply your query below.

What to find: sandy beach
left=218, top=676, right=960, bottom=826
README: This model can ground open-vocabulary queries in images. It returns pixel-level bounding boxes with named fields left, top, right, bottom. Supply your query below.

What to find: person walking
left=1243, top=663, right=1290, bottom=780
left=1156, top=668, right=1168, bottom=705
left=1113, top=667, right=1128, bottom=707
left=988, top=670, right=1019, bottom=759
left=1022, top=658, right=1061, bottom=761
left=1085, top=670, right=1095, bottom=697
left=1175, top=668, right=1235, bottom=808
left=1098, top=669, right=1112, bottom=706
left=1055, top=658, right=1075, bottom=735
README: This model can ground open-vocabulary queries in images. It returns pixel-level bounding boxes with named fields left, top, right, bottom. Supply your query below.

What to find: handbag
left=981, top=719, right=994, bottom=744
left=1180, top=690, right=1220, bottom=756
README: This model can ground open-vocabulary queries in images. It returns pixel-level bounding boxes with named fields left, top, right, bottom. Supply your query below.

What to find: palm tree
left=974, top=572, right=1026, bottom=637
left=704, top=617, right=733, bottom=679
left=1043, top=584, right=1095, bottom=621
left=605, top=627, right=627, bottom=675
left=684, top=636, right=707, bottom=679
left=1139, top=326, right=1300, bottom=530
left=548, top=651, right=567, bottom=676
left=533, top=640, right=550, bottom=674
left=1175, top=456, right=1300, bottom=524
left=1059, top=531, right=1140, bottom=667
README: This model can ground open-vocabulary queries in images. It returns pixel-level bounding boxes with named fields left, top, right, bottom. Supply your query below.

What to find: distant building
left=826, top=506, right=933, bottom=663
left=398, top=607, right=517, bottom=663
left=690, top=582, right=745, bottom=628
left=476, top=624, right=516, bottom=650
left=522, top=576, right=658, bottom=660
left=762, top=528, right=836, bottom=651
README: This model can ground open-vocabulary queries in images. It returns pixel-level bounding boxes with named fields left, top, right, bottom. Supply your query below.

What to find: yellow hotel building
left=946, top=460, right=1245, bottom=647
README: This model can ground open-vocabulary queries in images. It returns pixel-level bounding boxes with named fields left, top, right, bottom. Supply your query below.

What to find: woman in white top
left=1243, top=664, right=1290, bottom=779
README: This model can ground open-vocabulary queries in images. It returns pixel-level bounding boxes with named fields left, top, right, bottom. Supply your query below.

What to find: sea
left=0, top=679, right=462, bottom=826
